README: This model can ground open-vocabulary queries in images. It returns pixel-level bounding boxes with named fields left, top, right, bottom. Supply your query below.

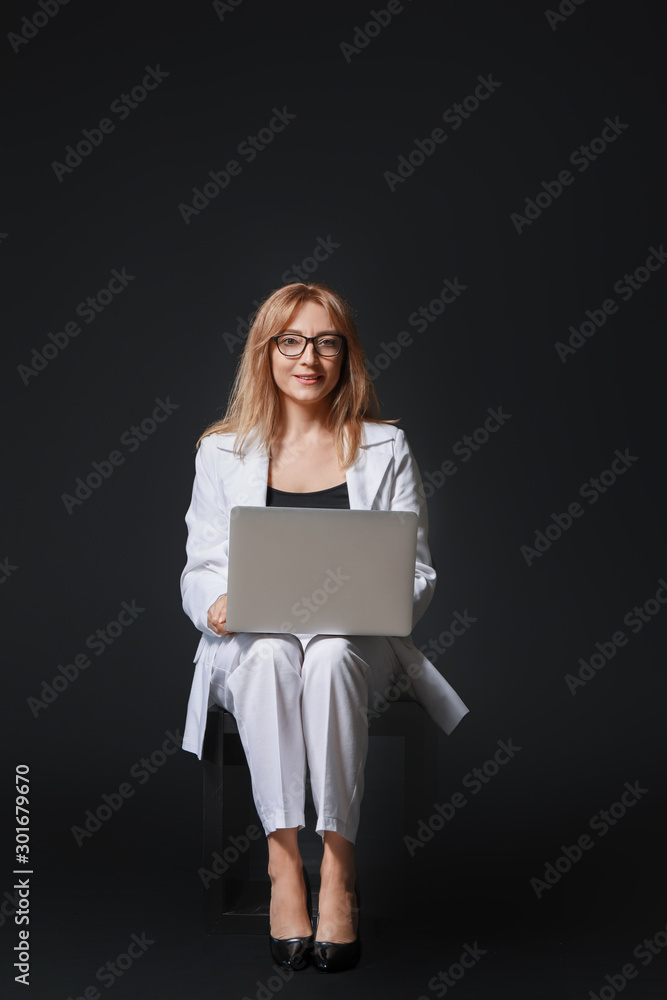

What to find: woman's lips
left=294, top=374, right=323, bottom=382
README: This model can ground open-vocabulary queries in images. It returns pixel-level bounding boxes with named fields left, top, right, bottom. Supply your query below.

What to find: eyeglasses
left=272, top=334, right=346, bottom=358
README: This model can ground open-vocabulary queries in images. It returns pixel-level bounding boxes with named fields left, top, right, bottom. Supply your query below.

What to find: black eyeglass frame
left=271, top=334, right=347, bottom=358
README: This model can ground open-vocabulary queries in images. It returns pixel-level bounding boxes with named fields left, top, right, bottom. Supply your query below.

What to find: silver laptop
left=225, top=507, right=418, bottom=636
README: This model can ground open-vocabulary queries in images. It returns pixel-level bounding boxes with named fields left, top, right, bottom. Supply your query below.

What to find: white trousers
left=209, top=631, right=402, bottom=844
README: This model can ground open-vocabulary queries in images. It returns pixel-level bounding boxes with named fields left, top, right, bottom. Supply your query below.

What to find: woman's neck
left=274, top=396, right=332, bottom=443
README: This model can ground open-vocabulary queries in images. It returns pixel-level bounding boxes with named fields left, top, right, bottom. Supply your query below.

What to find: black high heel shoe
left=268, top=864, right=314, bottom=971
left=312, top=882, right=361, bottom=973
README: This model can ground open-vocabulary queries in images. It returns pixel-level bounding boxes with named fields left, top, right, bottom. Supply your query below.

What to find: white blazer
left=180, top=421, right=469, bottom=758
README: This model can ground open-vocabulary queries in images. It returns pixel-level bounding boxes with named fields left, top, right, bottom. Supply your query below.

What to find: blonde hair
left=197, top=282, right=393, bottom=468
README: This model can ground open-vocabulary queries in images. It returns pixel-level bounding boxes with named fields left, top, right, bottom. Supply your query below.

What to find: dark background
left=2, top=1, right=666, bottom=997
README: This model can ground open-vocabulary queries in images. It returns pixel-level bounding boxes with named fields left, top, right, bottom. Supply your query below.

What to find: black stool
left=201, top=695, right=438, bottom=934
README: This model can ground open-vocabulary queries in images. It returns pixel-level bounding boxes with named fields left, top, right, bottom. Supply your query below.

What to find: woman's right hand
left=207, top=594, right=235, bottom=636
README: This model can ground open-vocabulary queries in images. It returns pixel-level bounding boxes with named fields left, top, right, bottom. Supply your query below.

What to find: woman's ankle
left=319, top=863, right=356, bottom=892
left=320, top=830, right=355, bottom=886
left=267, top=828, right=303, bottom=880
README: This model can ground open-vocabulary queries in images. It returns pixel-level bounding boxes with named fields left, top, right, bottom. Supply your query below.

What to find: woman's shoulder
left=360, top=420, right=406, bottom=447
left=198, top=429, right=249, bottom=454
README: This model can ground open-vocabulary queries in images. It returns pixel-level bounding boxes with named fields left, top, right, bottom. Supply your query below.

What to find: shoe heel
left=268, top=863, right=314, bottom=971
left=312, top=880, right=361, bottom=974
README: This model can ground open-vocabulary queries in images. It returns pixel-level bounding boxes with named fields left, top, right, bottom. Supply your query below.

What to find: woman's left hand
left=207, top=593, right=236, bottom=636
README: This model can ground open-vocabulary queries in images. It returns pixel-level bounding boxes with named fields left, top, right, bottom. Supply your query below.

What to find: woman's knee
left=302, top=636, right=370, bottom=682
left=251, top=632, right=302, bottom=661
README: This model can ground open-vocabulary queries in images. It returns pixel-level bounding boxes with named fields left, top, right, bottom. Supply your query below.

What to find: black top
left=266, top=481, right=350, bottom=509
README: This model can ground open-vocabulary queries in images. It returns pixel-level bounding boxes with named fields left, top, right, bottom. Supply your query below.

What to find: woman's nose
left=301, top=342, right=319, bottom=363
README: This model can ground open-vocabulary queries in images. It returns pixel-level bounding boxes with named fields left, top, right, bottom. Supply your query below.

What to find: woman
left=180, top=282, right=469, bottom=973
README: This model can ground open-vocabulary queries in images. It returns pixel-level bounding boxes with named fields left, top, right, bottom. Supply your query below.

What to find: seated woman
left=180, top=281, right=469, bottom=973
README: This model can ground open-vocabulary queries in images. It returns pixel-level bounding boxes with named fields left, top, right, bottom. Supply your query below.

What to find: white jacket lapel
left=214, top=434, right=269, bottom=508
left=346, top=423, right=395, bottom=510
left=214, top=421, right=395, bottom=511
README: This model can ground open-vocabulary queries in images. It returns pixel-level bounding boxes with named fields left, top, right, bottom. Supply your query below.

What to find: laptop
left=225, top=506, right=418, bottom=636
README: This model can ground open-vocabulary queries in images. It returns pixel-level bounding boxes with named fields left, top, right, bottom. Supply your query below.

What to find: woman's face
left=269, top=300, right=345, bottom=409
